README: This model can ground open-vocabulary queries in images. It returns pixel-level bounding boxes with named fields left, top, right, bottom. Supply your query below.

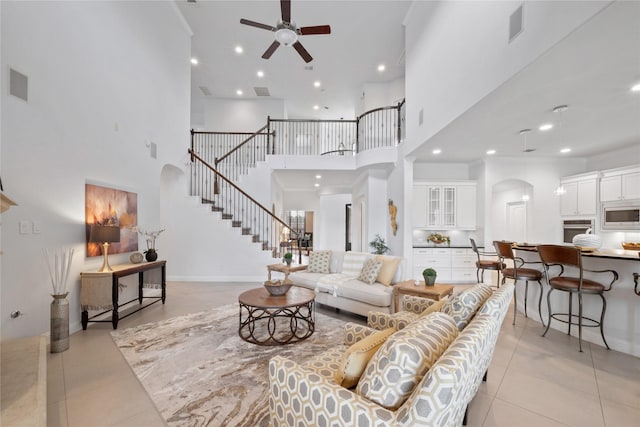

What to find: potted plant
left=369, top=234, right=390, bottom=255
left=422, top=267, right=437, bottom=286
left=283, top=252, right=293, bottom=266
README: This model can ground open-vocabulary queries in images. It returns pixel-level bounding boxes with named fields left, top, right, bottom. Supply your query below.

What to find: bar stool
left=493, top=241, right=545, bottom=327
left=537, top=244, right=618, bottom=352
left=470, top=238, right=505, bottom=288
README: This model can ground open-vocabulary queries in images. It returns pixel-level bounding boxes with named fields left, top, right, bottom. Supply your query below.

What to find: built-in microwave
left=602, top=201, right=640, bottom=230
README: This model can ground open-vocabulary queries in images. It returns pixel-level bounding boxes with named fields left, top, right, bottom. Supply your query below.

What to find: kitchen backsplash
left=413, top=229, right=485, bottom=247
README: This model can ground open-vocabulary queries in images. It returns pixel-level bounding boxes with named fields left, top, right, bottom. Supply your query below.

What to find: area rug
left=111, top=303, right=348, bottom=427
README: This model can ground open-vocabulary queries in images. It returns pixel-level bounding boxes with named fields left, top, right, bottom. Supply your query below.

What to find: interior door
left=507, top=201, right=527, bottom=243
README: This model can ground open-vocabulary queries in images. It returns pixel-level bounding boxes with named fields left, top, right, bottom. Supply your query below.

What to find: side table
left=267, top=263, right=307, bottom=280
left=393, top=280, right=454, bottom=313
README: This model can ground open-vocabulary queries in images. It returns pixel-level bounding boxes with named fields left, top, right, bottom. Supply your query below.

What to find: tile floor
left=47, top=282, right=640, bottom=427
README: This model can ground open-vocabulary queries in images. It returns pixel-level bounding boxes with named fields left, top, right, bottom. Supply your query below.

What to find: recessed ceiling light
left=314, top=183, right=320, bottom=188
left=314, top=81, right=321, bottom=88
left=631, top=83, right=640, bottom=92
left=236, top=89, right=243, bottom=96
left=486, top=149, right=496, bottom=155
left=190, top=57, right=198, bottom=65
left=256, top=70, right=264, bottom=78
left=432, top=149, right=441, bottom=155
left=560, top=148, right=571, bottom=153
left=315, top=175, right=322, bottom=179
left=234, top=46, right=243, bottom=54
left=377, top=64, right=386, bottom=72
left=313, top=105, right=319, bottom=110
left=539, top=123, right=553, bottom=131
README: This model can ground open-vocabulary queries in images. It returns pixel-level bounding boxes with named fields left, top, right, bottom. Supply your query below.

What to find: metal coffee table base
left=239, top=301, right=315, bottom=346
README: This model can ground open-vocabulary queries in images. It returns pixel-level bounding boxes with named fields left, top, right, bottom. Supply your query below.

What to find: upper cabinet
left=600, top=169, right=640, bottom=202
left=413, top=182, right=476, bottom=230
left=560, top=177, right=597, bottom=216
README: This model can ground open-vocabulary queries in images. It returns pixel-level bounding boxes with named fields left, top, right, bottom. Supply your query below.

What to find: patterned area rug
left=111, top=303, right=347, bottom=427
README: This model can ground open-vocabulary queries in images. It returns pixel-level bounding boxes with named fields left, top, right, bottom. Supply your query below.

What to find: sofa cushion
left=288, top=271, right=328, bottom=289
left=333, top=279, right=393, bottom=307
left=356, top=312, right=459, bottom=410
left=359, top=258, right=383, bottom=285
left=308, top=250, right=331, bottom=273
left=441, top=284, right=493, bottom=330
left=334, top=327, right=395, bottom=389
left=419, top=298, right=447, bottom=317
left=376, top=255, right=401, bottom=286
left=341, top=252, right=370, bottom=277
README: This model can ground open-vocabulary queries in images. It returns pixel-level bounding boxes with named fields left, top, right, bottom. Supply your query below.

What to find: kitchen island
left=513, top=244, right=640, bottom=357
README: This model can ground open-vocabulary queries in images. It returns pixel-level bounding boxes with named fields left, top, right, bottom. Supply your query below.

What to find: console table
left=80, top=260, right=166, bottom=330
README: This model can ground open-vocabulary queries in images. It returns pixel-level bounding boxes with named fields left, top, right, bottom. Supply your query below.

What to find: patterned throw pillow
left=359, top=258, right=383, bottom=285
left=418, top=298, right=447, bottom=317
left=307, top=250, right=331, bottom=273
left=356, top=312, right=459, bottom=410
left=375, top=255, right=401, bottom=286
left=341, top=252, right=369, bottom=277
left=441, top=284, right=493, bottom=330
left=334, top=327, right=395, bottom=388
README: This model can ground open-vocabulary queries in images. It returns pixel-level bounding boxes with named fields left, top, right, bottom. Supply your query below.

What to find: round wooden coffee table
left=238, top=286, right=315, bottom=346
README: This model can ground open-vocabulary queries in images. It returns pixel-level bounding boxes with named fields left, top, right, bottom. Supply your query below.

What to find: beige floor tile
left=466, top=391, right=493, bottom=427
left=496, top=370, right=604, bottom=426
left=47, top=400, right=68, bottom=427
left=601, top=399, right=640, bottom=427
left=481, top=398, right=571, bottom=427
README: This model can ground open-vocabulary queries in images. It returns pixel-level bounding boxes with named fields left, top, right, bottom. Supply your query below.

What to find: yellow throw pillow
left=419, top=298, right=447, bottom=317
left=334, top=327, right=395, bottom=388
left=375, top=256, right=401, bottom=286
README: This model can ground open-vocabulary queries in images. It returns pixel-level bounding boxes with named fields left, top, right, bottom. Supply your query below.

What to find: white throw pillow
left=341, top=252, right=370, bottom=277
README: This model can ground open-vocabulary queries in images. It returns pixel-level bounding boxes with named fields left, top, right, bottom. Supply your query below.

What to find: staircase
left=188, top=101, right=405, bottom=259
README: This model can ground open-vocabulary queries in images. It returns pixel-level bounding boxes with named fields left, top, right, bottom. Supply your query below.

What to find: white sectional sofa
left=288, top=251, right=404, bottom=317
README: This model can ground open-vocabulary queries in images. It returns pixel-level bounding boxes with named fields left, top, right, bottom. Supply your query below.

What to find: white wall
left=585, top=144, right=640, bottom=172
left=403, top=0, right=609, bottom=154
left=1, top=1, right=191, bottom=339
left=361, top=77, right=405, bottom=114
left=414, top=162, right=470, bottom=180
left=197, top=98, right=286, bottom=131
left=315, top=193, right=351, bottom=251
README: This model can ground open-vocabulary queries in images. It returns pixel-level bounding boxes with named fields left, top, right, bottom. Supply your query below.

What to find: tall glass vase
left=50, top=293, right=69, bottom=353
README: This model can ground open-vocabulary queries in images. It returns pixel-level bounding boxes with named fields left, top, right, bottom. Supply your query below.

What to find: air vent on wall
left=509, top=3, right=524, bottom=42
left=254, top=87, right=271, bottom=97
left=199, top=86, right=212, bottom=96
left=9, top=68, right=28, bottom=102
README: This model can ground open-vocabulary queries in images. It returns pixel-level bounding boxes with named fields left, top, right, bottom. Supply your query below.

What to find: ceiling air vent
left=199, top=86, right=212, bottom=96
left=254, top=87, right=271, bottom=97
left=509, top=3, right=524, bottom=43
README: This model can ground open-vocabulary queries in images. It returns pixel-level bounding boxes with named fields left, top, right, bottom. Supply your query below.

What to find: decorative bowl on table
left=263, top=279, right=292, bottom=296
left=622, top=242, right=640, bottom=250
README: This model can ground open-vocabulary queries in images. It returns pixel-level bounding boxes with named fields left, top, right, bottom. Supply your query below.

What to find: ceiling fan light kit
left=240, top=0, right=331, bottom=63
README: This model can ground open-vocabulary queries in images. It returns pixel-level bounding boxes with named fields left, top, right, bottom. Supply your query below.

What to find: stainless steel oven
left=562, top=219, right=595, bottom=244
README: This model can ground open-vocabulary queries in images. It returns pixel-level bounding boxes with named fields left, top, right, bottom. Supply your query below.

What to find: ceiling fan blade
left=262, top=40, right=281, bottom=59
left=299, top=25, right=331, bottom=36
left=281, top=0, right=291, bottom=23
left=240, top=18, right=276, bottom=32
left=292, top=41, right=313, bottom=63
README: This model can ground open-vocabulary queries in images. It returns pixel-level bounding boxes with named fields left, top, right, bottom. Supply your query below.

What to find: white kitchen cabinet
left=413, top=181, right=476, bottom=230
left=413, top=248, right=477, bottom=283
left=600, top=169, right=640, bottom=202
left=560, top=178, right=597, bottom=216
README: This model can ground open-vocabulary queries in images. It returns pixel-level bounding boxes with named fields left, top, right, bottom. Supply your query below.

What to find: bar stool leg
left=536, top=280, right=545, bottom=327
left=524, top=281, right=529, bottom=318
left=512, top=282, right=517, bottom=325
left=496, top=270, right=500, bottom=289
left=578, top=292, right=583, bottom=352
left=476, top=268, right=481, bottom=284
left=599, top=294, right=610, bottom=350
left=567, top=293, right=573, bottom=336
left=542, top=289, right=553, bottom=337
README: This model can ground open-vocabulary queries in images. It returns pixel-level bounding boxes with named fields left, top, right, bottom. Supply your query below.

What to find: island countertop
left=512, top=244, right=640, bottom=261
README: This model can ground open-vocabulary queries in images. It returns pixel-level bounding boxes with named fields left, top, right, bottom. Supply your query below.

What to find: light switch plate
left=32, top=220, right=42, bottom=234
left=19, top=220, right=31, bottom=234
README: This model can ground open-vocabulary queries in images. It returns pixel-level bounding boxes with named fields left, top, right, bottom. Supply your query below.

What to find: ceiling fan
left=240, top=0, right=331, bottom=63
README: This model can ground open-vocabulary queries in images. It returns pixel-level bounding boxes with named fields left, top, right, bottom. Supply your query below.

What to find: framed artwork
left=85, top=183, right=138, bottom=257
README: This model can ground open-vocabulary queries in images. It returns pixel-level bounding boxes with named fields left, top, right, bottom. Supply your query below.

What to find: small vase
left=285, top=259, right=292, bottom=266
left=423, top=275, right=436, bottom=286
left=50, top=293, right=69, bottom=353
left=145, top=251, right=158, bottom=262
